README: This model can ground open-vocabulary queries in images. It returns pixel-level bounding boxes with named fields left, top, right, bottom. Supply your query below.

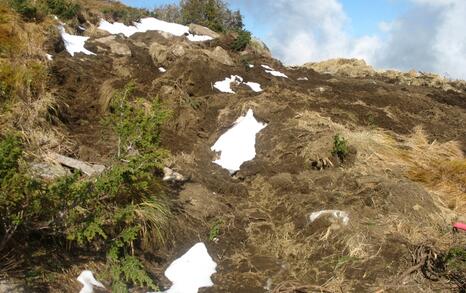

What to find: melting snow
left=261, top=64, right=288, bottom=78
left=59, top=26, right=95, bottom=56
left=46, top=54, right=53, bottom=61
left=309, top=210, right=349, bottom=225
left=298, top=77, right=309, bottom=81
left=214, top=75, right=243, bottom=93
left=214, top=76, right=263, bottom=93
left=157, top=242, right=217, bottom=293
left=248, top=64, right=254, bottom=68
left=159, top=67, right=167, bottom=73
left=77, top=270, right=105, bottom=293
left=261, top=65, right=273, bottom=70
left=211, top=109, right=267, bottom=173
left=98, top=18, right=213, bottom=42
left=244, top=82, right=263, bottom=92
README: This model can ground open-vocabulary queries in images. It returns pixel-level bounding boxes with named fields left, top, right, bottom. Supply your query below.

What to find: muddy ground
left=47, top=30, right=466, bottom=292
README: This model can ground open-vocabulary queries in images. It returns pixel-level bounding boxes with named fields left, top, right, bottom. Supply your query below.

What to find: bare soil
left=47, top=30, right=466, bottom=292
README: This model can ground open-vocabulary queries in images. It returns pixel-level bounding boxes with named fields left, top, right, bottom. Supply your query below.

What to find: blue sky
left=122, top=0, right=410, bottom=39
left=121, top=0, right=466, bottom=79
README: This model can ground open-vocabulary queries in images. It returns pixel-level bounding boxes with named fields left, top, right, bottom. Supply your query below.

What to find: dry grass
left=293, top=111, right=465, bottom=215
left=346, top=127, right=465, bottom=214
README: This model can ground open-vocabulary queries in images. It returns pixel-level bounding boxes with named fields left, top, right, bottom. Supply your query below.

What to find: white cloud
left=230, top=0, right=466, bottom=79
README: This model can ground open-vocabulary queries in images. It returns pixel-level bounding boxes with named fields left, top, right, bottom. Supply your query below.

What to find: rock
left=202, top=46, right=234, bottom=66
left=170, top=44, right=186, bottom=57
left=304, top=58, right=375, bottom=78
left=163, top=167, right=187, bottom=182
left=94, top=35, right=131, bottom=56
left=47, top=152, right=105, bottom=176
left=31, top=162, right=70, bottom=179
left=188, top=23, right=220, bottom=39
left=149, top=42, right=168, bottom=65
left=0, top=280, right=26, bottom=292
left=247, top=37, right=272, bottom=58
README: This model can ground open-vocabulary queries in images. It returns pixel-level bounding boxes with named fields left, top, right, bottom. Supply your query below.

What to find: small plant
left=332, top=134, right=349, bottom=160
left=230, top=29, right=251, bottom=52
left=209, top=220, right=222, bottom=241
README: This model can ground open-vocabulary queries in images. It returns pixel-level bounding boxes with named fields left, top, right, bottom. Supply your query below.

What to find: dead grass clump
left=346, top=127, right=465, bottom=214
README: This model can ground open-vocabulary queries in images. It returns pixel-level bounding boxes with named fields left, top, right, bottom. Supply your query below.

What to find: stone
left=31, top=162, right=70, bottom=180
left=94, top=35, right=131, bottom=56
left=149, top=42, right=169, bottom=65
left=202, top=46, right=234, bottom=66
left=188, top=23, right=220, bottom=39
left=248, top=37, right=272, bottom=58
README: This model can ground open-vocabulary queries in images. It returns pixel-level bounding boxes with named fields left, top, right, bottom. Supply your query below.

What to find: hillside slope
left=1, top=1, right=465, bottom=292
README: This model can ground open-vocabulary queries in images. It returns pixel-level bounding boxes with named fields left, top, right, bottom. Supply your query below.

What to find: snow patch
left=214, top=76, right=263, bottom=93
left=248, top=64, right=254, bottom=68
left=157, top=243, right=217, bottom=293
left=77, top=270, right=105, bottom=293
left=59, top=26, right=95, bottom=56
left=98, top=18, right=213, bottom=42
left=261, top=65, right=273, bottom=70
left=211, top=109, right=267, bottom=173
left=213, top=75, right=243, bottom=94
left=309, top=210, right=349, bottom=225
left=159, top=67, right=167, bottom=73
left=261, top=64, right=288, bottom=78
left=244, top=82, right=263, bottom=92
left=297, top=77, right=309, bottom=81
left=46, top=54, right=53, bottom=61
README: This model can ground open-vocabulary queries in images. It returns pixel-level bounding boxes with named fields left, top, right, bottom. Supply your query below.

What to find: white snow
left=261, top=65, right=273, bottom=70
left=214, top=76, right=263, bottom=93
left=211, top=109, right=267, bottom=173
left=78, top=25, right=86, bottom=31
left=261, top=64, right=288, bottom=78
left=46, top=54, right=53, bottom=61
left=248, top=64, right=254, bottom=68
left=309, top=210, right=349, bottom=225
left=161, top=242, right=217, bottom=293
left=98, top=18, right=213, bottom=42
left=59, top=26, right=95, bottom=56
left=159, top=67, right=167, bottom=73
left=77, top=270, right=105, bottom=293
left=213, top=75, right=243, bottom=94
left=244, top=82, right=263, bottom=92
left=297, top=77, right=309, bottom=81
left=265, top=70, right=288, bottom=78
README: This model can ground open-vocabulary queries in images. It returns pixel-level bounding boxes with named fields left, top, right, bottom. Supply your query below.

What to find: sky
left=122, top=0, right=466, bottom=79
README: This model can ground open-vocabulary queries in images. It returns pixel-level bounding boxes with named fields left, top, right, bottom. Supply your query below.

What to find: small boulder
left=189, top=23, right=220, bottom=39
left=170, top=44, right=186, bottom=57
left=94, top=35, right=131, bottom=56
left=247, top=37, right=272, bottom=58
left=149, top=42, right=169, bottom=64
left=31, top=162, right=70, bottom=180
left=202, top=46, right=234, bottom=66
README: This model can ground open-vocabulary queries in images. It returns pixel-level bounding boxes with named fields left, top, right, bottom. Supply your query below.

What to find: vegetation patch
left=0, top=83, right=172, bottom=291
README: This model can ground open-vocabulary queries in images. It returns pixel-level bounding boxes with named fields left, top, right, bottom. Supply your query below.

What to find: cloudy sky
left=122, top=0, right=466, bottom=79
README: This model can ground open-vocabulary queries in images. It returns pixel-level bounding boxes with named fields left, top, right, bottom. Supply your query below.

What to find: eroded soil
left=48, top=30, right=466, bottom=292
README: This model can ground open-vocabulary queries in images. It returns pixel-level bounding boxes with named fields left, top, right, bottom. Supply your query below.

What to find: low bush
left=332, top=134, right=349, bottom=160
left=8, top=0, right=80, bottom=21
left=230, top=29, right=251, bottom=51
left=0, top=84, right=172, bottom=291
left=101, top=6, right=151, bottom=25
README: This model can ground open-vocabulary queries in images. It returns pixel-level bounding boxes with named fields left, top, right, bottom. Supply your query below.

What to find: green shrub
left=46, top=0, right=80, bottom=20
left=101, top=6, right=151, bottom=25
left=106, top=82, right=171, bottom=158
left=0, top=84, right=172, bottom=290
left=179, top=0, right=243, bottom=32
left=332, top=134, right=349, bottom=160
left=8, top=0, right=80, bottom=21
left=230, top=29, right=251, bottom=51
